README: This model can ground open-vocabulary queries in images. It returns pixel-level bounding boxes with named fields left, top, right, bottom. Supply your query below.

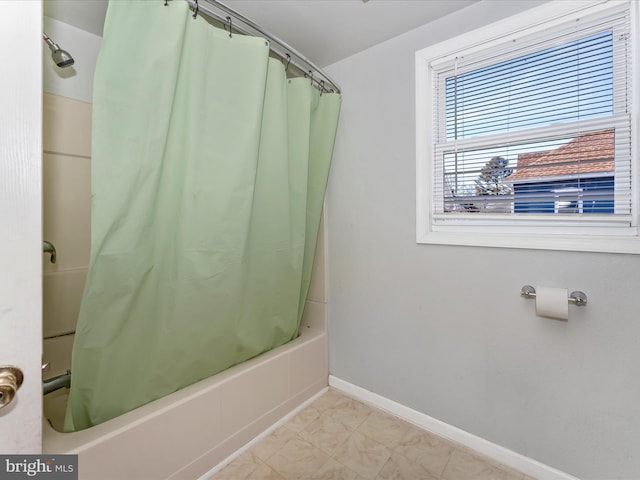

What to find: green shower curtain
left=64, top=0, right=340, bottom=432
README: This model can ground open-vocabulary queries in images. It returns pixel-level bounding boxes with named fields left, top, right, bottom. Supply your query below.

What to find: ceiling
left=43, top=0, right=479, bottom=67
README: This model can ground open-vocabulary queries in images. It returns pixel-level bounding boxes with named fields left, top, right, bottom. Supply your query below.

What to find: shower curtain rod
left=183, top=0, right=342, bottom=94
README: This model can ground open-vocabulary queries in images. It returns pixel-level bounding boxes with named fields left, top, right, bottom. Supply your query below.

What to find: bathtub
left=43, top=325, right=327, bottom=480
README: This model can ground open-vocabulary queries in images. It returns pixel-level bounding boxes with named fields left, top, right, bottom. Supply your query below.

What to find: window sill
left=417, top=230, right=640, bottom=254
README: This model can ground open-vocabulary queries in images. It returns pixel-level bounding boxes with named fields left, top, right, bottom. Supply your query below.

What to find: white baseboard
left=329, top=376, right=578, bottom=480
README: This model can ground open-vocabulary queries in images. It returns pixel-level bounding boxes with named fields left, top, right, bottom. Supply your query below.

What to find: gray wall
left=324, top=1, right=640, bottom=478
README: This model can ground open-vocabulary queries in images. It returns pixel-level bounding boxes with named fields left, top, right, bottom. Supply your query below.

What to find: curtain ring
left=308, top=70, right=314, bottom=86
left=284, top=54, right=291, bottom=73
left=226, top=16, right=232, bottom=38
left=320, top=80, right=325, bottom=95
left=164, top=0, right=168, bottom=6
left=192, top=0, right=199, bottom=18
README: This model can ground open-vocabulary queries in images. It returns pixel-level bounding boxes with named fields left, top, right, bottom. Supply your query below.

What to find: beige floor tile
left=376, top=451, right=439, bottom=480
left=452, top=445, right=536, bottom=480
left=441, top=449, right=514, bottom=480
left=212, top=451, right=262, bottom=480
left=393, top=425, right=454, bottom=478
left=266, top=436, right=329, bottom=480
left=332, top=430, right=391, bottom=479
left=311, top=389, right=352, bottom=412
left=285, top=406, right=322, bottom=434
left=211, top=391, right=532, bottom=480
left=253, top=426, right=299, bottom=462
left=310, top=458, right=364, bottom=480
left=323, top=398, right=373, bottom=432
left=250, top=463, right=287, bottom=480
left=300, top=411, right=354, bottom=456
left=357, top=410, right=411, bottom=449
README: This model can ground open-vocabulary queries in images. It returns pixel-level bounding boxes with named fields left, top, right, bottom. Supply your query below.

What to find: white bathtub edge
left=43, top=327, right=328, bottom=480
left=194, top=386, right=329, bottom=480
left=43, top=328, right=326, bottom=454
left=329, top=375, right=579, bottom=480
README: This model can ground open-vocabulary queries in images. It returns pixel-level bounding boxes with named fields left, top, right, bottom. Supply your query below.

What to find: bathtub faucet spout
left=43, top=370, right=71, bottom=395
left=43, top=241, right=57, bottom=264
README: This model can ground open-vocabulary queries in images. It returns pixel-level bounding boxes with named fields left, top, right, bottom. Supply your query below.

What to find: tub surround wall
left=42, top=13, right=98, bottom=381
left=42, top=92, right=91, bottom=380
left=324, top=1, right=640, bottom=478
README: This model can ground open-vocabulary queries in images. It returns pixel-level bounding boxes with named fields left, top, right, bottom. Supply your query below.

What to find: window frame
left=415, top=0, right=640, bottom=254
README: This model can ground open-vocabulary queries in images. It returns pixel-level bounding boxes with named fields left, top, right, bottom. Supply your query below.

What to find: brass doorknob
left=0, top=366, right=24, bottom=409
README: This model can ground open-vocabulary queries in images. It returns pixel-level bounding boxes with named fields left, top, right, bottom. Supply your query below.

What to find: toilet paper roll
left=535, top=286, right=569, bottom=320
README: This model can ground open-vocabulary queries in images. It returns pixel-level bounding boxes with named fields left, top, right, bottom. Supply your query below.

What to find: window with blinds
left=416, top=1, right=638, bottom=252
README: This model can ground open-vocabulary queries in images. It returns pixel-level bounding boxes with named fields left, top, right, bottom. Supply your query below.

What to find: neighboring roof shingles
left=508, top=129, right=614, bottom=181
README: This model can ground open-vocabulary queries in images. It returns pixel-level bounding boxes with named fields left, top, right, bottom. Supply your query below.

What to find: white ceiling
left=44, top=0, right=479, bottom=67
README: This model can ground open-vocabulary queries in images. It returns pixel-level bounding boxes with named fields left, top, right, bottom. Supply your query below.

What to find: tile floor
left=208, top=389, right=534, bottom=480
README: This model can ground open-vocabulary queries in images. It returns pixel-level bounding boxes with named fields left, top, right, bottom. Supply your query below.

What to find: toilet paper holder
left=520, top=285, right=588, bottom=306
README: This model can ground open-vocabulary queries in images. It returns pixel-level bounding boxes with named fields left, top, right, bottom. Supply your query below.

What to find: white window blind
left=428, top=3, right=633, bottom=231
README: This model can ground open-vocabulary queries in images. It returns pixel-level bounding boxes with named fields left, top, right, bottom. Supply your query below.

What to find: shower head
left=42, top=33, right=75, bottom=68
